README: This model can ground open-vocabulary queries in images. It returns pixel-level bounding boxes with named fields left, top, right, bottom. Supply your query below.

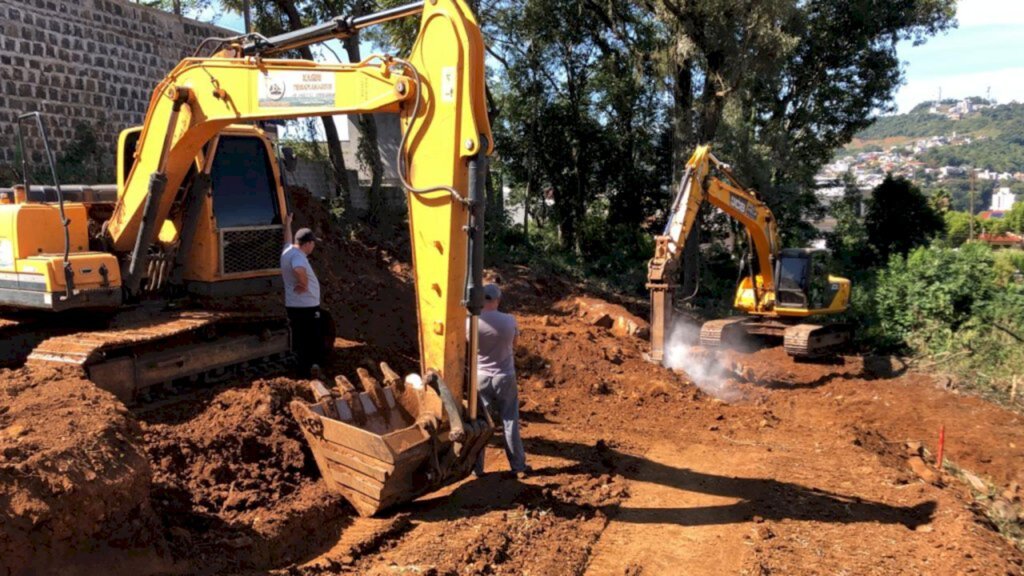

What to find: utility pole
left=969, top=170, right=976, bottom=240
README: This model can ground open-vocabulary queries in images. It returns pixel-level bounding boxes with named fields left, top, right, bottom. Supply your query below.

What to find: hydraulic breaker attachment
left=291, top=362, right=493, bottom=516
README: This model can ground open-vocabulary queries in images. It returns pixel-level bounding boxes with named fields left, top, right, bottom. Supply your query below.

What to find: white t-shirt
left=281, top=245, right=320, bottom=308
left=476, top=309, right=517, bottom=377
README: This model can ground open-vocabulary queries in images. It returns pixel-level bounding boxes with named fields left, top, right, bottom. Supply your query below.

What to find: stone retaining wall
left=0, top=0, right=231, bottom=179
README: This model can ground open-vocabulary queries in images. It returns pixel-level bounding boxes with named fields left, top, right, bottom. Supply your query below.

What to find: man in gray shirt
left=474, top=283, right=528, bottom=478
left=282, top=214, right=325, bottom=378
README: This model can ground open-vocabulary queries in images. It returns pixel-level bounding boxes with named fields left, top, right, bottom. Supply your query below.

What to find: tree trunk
left=672, top=57, right=700, bottom=301
left=341, top=6, right=387, bottom=227
left=523, top=177, right=531, bottom=237
left=275, top=0, right=351, bottom=209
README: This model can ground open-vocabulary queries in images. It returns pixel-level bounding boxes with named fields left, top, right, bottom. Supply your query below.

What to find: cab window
left=777, top=256, right=808, bottom=291
left=210, top=136, right=281, bottom=228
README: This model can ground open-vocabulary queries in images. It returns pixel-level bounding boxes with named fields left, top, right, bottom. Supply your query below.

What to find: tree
left=487, top=0, right=666, bottom=252
left=1006, top=200, right=1024, bottom=234
left=312, top=0, right=390, bottom=226
left=642, top=0, right=954, bottom=291
left=826, top=176, right=869, bottom=274
left=865, top=175, right=944, bottom=264
left=942, top=211, right=974, bottom=247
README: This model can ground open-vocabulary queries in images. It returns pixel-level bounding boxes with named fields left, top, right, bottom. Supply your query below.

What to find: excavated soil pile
left=0, top=367, right=160, bottom=576
left=140, top=377, right=351, bottom=571
left=289, top=187, right=418, bottom=361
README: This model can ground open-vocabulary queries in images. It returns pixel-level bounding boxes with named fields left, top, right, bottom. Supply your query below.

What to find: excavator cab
left=773, top=249, right=847, bottom=314
left=117, top=124, right=287, bottom=298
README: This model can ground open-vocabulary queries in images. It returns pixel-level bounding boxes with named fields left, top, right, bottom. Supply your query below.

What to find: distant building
left=991, top=187, right=1016, bottom=211
left=978, top=232, right=1024, bottom=249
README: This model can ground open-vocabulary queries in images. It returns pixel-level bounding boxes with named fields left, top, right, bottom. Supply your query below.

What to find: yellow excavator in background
left=1, top=0, right=493, bottom=515
left=647, top=145, right=852, bottom=362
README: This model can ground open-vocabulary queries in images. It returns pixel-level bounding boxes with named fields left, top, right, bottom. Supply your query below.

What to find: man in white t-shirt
left=281, top=214, right=324, bottom=378
left=474, top=283, right=528, bottom=478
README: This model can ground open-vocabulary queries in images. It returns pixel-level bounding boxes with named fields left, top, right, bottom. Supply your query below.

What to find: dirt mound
left=140, top=377, right=351, bottom=570
left=288, top=187, right=418, bottom=358
left=0, top=367, right=160, bottom=575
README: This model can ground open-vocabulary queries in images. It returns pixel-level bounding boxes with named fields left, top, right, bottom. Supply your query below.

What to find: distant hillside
left=857, top=100, right=1024, bottom=140
left=850, top=101, right=1024, bottom=172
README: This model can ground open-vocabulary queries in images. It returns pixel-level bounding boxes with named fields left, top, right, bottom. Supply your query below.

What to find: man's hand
left=293, top=266, right=309, bottom=293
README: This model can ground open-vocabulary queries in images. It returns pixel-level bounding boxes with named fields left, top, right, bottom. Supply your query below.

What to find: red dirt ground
left=2, top=192, right=1023, bottom=575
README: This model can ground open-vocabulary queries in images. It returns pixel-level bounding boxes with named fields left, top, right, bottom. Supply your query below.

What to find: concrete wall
left=0, top=0, right=232, bottom=177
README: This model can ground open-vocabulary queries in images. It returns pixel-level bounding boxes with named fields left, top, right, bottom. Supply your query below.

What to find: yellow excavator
left=647, top=145, right=851, bottom=361
left=1, top=0, right=493, bottom=515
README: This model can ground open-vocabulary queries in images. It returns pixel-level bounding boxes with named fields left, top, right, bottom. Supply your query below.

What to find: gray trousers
left=475, top=372, right=526, bottom=474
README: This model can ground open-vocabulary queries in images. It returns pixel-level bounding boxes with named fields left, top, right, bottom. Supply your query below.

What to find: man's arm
left=283, top=213, right=294, bottom=249
left=293, top=266, right=309, bottom=293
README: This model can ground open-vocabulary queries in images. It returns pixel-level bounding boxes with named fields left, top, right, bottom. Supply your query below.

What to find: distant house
left=939, top=166, right=966, bottom=179
left=978, top=231, right=1024, bottom=249
left=991, top=187, right=1017, bottom=211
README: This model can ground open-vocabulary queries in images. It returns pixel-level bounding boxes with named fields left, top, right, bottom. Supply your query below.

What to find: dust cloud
left=663, top=319, right=743, bottom=402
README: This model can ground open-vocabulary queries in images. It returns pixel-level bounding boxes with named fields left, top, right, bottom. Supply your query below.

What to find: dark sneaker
left=513, top=465, right=533, bottom=480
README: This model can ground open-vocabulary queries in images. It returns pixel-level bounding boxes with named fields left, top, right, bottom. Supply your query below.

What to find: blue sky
left=206, top=0, right=1024, bottom=114
left=894, top=0, right=1024, bottom=112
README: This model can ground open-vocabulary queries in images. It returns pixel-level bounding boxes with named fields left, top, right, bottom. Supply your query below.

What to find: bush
left=875, top=243, right=995, bottom=348
left=873, top=242, right=1024, bottom=404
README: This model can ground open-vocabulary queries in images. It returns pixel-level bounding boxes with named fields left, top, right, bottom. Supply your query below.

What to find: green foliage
left=876, top=243, right=995, bottom=347
left=872, top=243, right=1024, bottom=403
left=922, top=137, right=1024, bottom=173
left=864, top=175, right=944, bottom=264
left=8, top=122, right=112, bottom=186
left=858, top=101, right=1024, bottom=141
left=1007, top=201, right=1024, bottom=233
left=941, top=211, right=976, bottom=247
left=993, top=250, right=1024, bottom=285
left=922, top=177, right=995, bottom=214
left=825, top=183, right=870, bottom=275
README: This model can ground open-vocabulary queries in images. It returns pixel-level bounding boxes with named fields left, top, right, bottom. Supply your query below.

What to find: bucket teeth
left=334, top=375, right=357, bottom=395
left=309, top=380, right=341, bottom=419
left=357, top=367, right=389, bottom=413
left=291, top=362, right=493, bottom=517
left=333, top=374, right=366, bottom=424
left=379, top=362, right=402, bottom=389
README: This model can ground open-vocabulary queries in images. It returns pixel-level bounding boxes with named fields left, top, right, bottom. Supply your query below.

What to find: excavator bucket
left=290, top=363, right=492, bottom=516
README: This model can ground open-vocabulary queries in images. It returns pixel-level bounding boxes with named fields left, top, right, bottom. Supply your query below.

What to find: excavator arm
left=647, top=145, right=780, bottom=362
left=105, top=0, right=491, bottom=405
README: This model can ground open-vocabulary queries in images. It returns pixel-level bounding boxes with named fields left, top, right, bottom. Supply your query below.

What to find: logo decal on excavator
left=266, top=80, right=286, bottom=101
left=259, top=71, right=335, bottom=108
left=729, top=193, right=758, bottom=220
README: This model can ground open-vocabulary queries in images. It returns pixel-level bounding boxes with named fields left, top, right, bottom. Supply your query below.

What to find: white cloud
left=955, top=0, right=1024, bottom=27
left=894, top=66, right=1024, bottom=112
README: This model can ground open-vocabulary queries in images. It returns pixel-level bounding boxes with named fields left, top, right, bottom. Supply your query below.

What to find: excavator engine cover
left=291, top=363, right=493, bottom=516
